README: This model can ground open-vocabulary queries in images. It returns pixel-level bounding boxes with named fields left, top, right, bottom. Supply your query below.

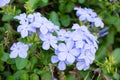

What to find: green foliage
left=0, top=0, right=120, bottom=80
left=49, top=11, right=60, bottom=26
left=15, top=57, right=28, bottom=70
left=112, top=48, right=120, bottom=64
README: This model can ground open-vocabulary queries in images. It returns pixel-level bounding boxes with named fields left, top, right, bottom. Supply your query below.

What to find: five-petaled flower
left=10, top=42, right=29, bottom=58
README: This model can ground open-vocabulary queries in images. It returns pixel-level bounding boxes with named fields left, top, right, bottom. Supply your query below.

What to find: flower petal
left=19, top=51, right=27, bottom=58
left=58, top=61, right=66, bottom=70
left=21, top=30, right=28, bottom=38
left=10, top=51, right=18, bottom=58
left=42, top=41, right=50, bottom=50
left=58, top=43, right=67, bottom=51
left=66, top=54, right=75, bottom=64
left=51, top=56, right=59, bottom=63
left=76, top=60, right=85, bottom=70
left=66, top=40, right=74, bottom=50
left=40, top=25, right=48, bottom=34
left=50, top=42, right=57, bottom=50
left=58, top=52, right=67, bottom=61
left=70, top=48, right=80, bottom=57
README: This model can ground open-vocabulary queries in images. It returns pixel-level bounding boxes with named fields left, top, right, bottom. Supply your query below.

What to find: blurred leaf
left=96, top=44, right=108, bottom=61
left=30, top=73, right=39, bottom=80
left=41, top=71, right=52, bottom=80
left=0, top=53, right=9, bottom=62
left=113, top=72, right=120, bottom=80
left=20, top=72, right=29, bottom=80
left=37, top=0, right=49, bottom=7
left=49, top=11, right=60, bottom=26
left=111, top=48, right=120, bottom=64
left=64, top=74, right=78, bottom=80
left=0, top=61, right=4, bottom=71
left=15, top=57, right=28, bottom=70
left=60, top=15, right=71, bottom=27
left=78, top=0, right=85, bottom=4
left=0, top=44, right=4, bottom=58
left=105, top=15, right=120, bottom=32
left=59, top=4, right=66, bottom=13
left=2, top=14, right=13, bottom=21
left=18, top=0, right=27, bottom=3
left=66, top=2, right=74, bottom=12
left=13, top=70, right=26, bottom=79
left=6, top=76, right=15, bottom=80
left=2, top=71, right=11, bottom=77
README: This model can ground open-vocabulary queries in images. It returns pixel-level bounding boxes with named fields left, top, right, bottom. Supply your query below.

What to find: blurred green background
left=0, top=0, right=120, bottom=80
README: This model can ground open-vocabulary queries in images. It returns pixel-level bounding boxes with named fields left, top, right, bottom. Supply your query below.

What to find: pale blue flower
left=14, top=13, right=28, bottom=25
left=10, top=42, right=29, bottom=58
left=0, top=0, right=10, bottom=7
left=17, top=24, right=29, bottom=38
left=56, top=29, right=67, bottom=41
left=76, top=59, right=89, bottom=70
left=93, top=17, right=104, bottom=28
left=29, top=13, right=59, bottom=34
left=74, top=7, right=104, bottom=28
left=40, top=33, right=58, bottom=50
left=57, top=40, right=80, bottom=64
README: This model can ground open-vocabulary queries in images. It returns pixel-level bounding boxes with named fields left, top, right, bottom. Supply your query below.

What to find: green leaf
left=2, top=14, right=13, bottom=21
left=30, top=73, right=39, bottom=80
left=14, top=70, right=26, bottom=79
left=6, top=76, right=15, bottom=80
left=112, top=48, right=120, bottom=64
left=59, top=4, right=66, bottom=13
left=15, top=57, right=28, bottom=70
left=37, top=0, right=49, bottom=7
left=0, top=44, right=4, bottom=58
left=78, top=0, right=85, bottom=4
left=66, top=2, right=74, bottom=12
left=41, top=71, right=52, bottom=80
left=65, top=74, right=78, bottom=80
left=49, top=11, right=60, bottom=26
left=113, top=72, right=120, bottom=80
left=60, top=15, right=71, bottom=27
left=20, top=72, right=29, bottom=80
left=0, top=53, right=9, bottom=62
left=41, top=0, right=48, bottom=3
left=0, top=61, right=4, bottom=71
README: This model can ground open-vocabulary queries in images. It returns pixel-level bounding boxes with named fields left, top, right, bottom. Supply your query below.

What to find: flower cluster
left=14, top=13, right=59, bottom=38
left=51, top=24, right=98, bottom=70
left=0, top=0, right=10, bottom=7
left=10, top=7, right=105, bottom=71
left=10, top=42, right=29, bottom=58
left=74, top=7, right=104, bottom=28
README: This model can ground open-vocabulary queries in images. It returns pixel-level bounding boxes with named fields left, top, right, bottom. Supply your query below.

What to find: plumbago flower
left=40, top=33, right=58, bottom=50
left=0, top=0, right=10, bottom=7
left=14, top=13, right=59, bottom=38
left=12, top=7, right=106, bottom=71
left=74, top=7, right=104, bottom=28
left=51, top=24, right=98, bottom=70
left=10, top=42, right=29, bottom=58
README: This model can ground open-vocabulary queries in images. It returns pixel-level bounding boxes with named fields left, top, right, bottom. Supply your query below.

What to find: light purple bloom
left=0, top=0, right=10, bottom=7
left=57, top=40, right=80, bottom=64
left=51, top=23, right=98, bottom=70
left=14, top=13, right=28, bottom=25
left=40, top=33, right=58, bottom=50
left=10, top=42, right=29, bottom=58
left=74, top=7, right=104, bottom=28
left=93, top=17, right=104, bottom=28
left=76, top=59, right=89, bottom=70
left=56, top=29, right=67, bottom=41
